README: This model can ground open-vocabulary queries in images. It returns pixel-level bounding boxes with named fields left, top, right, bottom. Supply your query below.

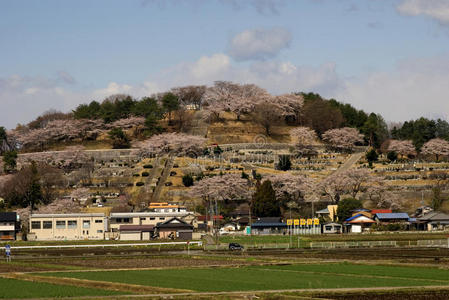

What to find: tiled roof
left=375, top=213, right=409, bottom=220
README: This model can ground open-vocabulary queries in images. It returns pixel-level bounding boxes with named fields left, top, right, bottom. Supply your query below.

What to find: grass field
left=0, top=277, right=123, bottom=299
left=219, top=232, right=449, bottom=243
left=40, top=262, right=449, bottom=292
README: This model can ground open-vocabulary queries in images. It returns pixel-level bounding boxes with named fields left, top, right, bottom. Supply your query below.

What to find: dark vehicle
left=229, top=243, right=244, bottom=250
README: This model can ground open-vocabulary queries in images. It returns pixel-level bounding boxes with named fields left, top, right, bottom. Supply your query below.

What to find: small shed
left=322, top=222, right=342, bottom=234
left=156, top=217, right=193, bottom=240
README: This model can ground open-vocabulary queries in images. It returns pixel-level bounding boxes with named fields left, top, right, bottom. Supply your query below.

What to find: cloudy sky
left=1, top=0, right=449, bottom=128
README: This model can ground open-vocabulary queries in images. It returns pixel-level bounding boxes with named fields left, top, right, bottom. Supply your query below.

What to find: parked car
left=229, top=243, right=244, bottom=250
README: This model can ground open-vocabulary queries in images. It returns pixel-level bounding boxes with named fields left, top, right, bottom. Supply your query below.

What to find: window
left=116, top=218, right=122, bottom=223
left=56, top=221, right=66, bottom=229
left=95, top=219, right=103, bottom=223
left=83, top=220, right=90, bottom=229
left=159, top=217, right=165, bottom=220
left=31, top=221, right=41, bottom=229
left=123, top=218, right=130, bottom=223
left=325, top=226, right=332, bottom=231
left=43, top=221, right=52, bottom=229
left=68, top=220, right=77, bottom=229
left=150, top=217, right=155, bottom=220
left=140, top=217, right=146, bottom=221
left=97, top=230, right=103, bottom=233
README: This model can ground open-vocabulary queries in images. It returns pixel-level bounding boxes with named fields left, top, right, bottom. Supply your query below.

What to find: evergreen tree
left=3, top=151, right=17, bottom=173
left=365, top=148, right=379, bottom=165
left=252, top=180, right=280, bottom=217
left=276, top=155, right=292, bottom=171
left=162, top=92, right=180, bottom=125
left=108, top=128, right=130, bottom=149
left=26, top=161, right=43, bottom=210
left=182, top=174, right=194, bottom=187
left=336, top=198, right=362, bottom=222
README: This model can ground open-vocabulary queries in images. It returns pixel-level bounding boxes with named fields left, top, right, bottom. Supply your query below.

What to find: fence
left=417, top=239, right=449, bottom=247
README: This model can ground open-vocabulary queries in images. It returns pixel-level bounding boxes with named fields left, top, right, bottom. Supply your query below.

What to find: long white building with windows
left=29, top=213, right=107, bottom=241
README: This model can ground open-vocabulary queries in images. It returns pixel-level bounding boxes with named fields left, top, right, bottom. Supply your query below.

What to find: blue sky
left=1, top=0, right=449, bottom=128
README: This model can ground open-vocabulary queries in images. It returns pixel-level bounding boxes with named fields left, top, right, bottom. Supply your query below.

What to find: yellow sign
left=287, top=219, right=293, bottom=226
left=294, top=219, right=299, bottom=226
left=314, top=218, right=320, bottom=225
left=307, top=218, right=313, bottom=225
left=300, top=219, right=306, bottom=226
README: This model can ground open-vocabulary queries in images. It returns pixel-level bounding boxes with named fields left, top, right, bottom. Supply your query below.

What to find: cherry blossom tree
left=203, top=81, right=270, bottom=121
left=322, top=127, right=364, bottom=152
left=387, top=139, right=416, bottom=157
left=108, top=117, right=145, bottom=129
left=366, top=182, right=404, bottom=210
left=274, top=93, right=304, bottom=124
left=11, top=119, right=105, bottom=150
left=264, top=173, right=313, bottom=203
left=171, top=85, right=207, bottom=110
left=252, top=99, right=284, bottom=135
left=319, top=169, right=372, bottom=202
left=290, top=127, right=318, bottom=148
left=189, top=173, right=252, bottom=202
left=421, top=138, right=449, bottom=161
left=138, top=133, right=206, bottom=157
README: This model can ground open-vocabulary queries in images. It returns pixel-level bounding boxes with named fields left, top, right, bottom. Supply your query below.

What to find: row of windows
left=31, top=219, right=103, bottom=230
left=115, top=217, right=166, bottom=223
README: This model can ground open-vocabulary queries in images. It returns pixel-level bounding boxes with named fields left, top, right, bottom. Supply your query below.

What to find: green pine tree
left=252, top=180, right=280, bottom=217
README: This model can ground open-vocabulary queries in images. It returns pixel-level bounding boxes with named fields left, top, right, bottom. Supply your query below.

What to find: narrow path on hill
left=332, top=151, right=366, bottom=175
left=151, top=156, right=174, bottom=202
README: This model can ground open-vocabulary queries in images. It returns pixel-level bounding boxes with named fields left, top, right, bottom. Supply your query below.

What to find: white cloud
left=227, top=28, right=292, bottom=61
left=397, top=0, right=449, bottom=24
left=336, top=53, right=449, bottom=122
left=0, top=75, right=90, bottom=128
left=4, top=51, right=449, bottom=129
left=220, top=0, right=285, bottom=15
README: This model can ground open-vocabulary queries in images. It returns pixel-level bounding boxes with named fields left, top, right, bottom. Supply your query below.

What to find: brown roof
left=120, top=225, right=154, bottom=232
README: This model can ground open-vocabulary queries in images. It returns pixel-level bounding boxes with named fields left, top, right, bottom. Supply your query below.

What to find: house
left=197, top=215, right=224, bottom=232
left=374, top=213, right=410, bottom=224
left=29, top=213, right=107, bottom=241
left=316, top=205, right=338, bottom=221
left=417, top=211, right=449, bottom=231
left=344, top=214, right=375, bottom=233
left=0, top=212, right=18, bottom=241
left=251, top=217, right=287, bottom=235
left=119, top=225, right=154, bottom=241
left=156, top=217, right=193, bottom=240
left=322, top=222, right=342, bottom=234
left=109, top=211, right=196, bottom=233
left=148, top=202, right=187, bottom=213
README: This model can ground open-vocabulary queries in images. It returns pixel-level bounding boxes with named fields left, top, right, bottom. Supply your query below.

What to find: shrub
left=182, top=174, right=194, bottom=187
left=136, top=182, right=144, bottom=186
left=133, top=173, right=140, bottom=177
left=141, top=172, right=150, bottom=177
left=143, top=164, right=153, bottom=169
left=276, top=155, right=291, bottom=171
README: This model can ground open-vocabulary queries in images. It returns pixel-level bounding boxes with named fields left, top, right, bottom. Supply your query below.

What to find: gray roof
left=316, top=208, right=329, bottom=214
left=374, top=213, right=409, bottom=220
left=0, top=212, right=16, bottom=222
left=418, top=211, right=449, bottom=222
